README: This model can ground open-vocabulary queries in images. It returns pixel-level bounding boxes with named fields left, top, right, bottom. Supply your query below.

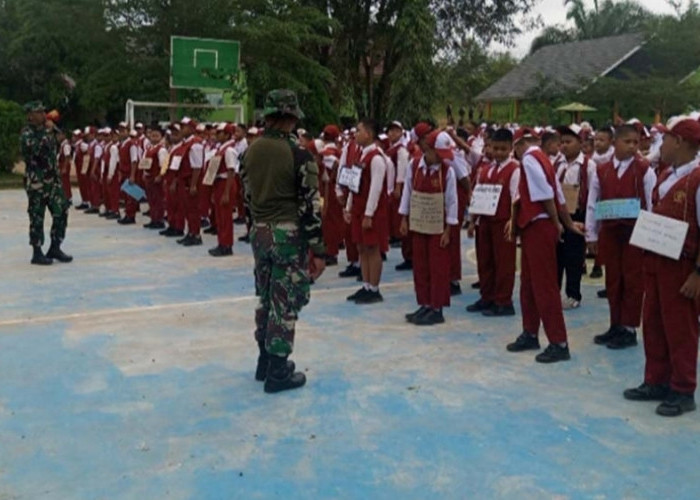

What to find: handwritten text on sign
left=337, top=166, right=362, bottom=194
left=202, top=157, right=222, bottom=186
left=469, top=184, right=503, bottom=216
left=630, top=210, right=689, bottom=260
left=595, top=198, right=641, bottom=220
left=409, top=191, right=445, bottom=235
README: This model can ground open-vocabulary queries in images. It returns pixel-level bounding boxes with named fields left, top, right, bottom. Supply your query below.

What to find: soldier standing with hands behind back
left=240, top=89, right=326, bottom=394
left=19, top=101, right=72, bottom=266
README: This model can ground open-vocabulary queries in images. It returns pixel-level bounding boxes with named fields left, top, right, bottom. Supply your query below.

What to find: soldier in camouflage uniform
left=240, top=89, right=327, bottom=393
left=19, top=101, right=73, bottom=265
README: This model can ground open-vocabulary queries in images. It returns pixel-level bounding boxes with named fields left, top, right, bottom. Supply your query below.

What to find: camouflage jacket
left=241, top=128, right=326, bottom=256
left=20, top=124, right=58, bottom=188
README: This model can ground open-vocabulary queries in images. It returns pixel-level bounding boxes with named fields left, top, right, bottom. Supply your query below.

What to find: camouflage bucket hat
left=263, top=89, right=304, bottom=120
left=23, top=101, right=46, bottom=113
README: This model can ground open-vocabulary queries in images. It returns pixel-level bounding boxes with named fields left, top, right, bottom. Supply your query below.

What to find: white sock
left=351, top=262, right=359, bottom=268
left=369, top=285, right=379, bottom=292
left=623, top=326, right=636, bottom=333
left=363, top=282, right=370, bottom=290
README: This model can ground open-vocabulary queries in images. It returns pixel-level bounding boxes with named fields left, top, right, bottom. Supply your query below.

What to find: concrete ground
left=1, top=188, right=699, bottom=500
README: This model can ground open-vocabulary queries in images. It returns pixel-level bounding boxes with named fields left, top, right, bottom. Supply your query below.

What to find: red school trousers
left=166, top=178, right=185, bottom=232
left=412, top=232, right=451, bottom=309
left=449, top=184, right=468, bottom=282
left=213, top=178, right=235, bottom=247
left=345, top=221, right=359, bottom=263
left=144, top=176, right=165, bottom=223
left=599, top=226, right=644, bottom=327
left=181, top=178, right=201, bottom=235
left=643, top=254, right=698, bottom=394
left=125, top=171, right=143, bottom=218
left=520, top=218, right=568, bottom=344
left=477, top=219, right=516, bottom=306
left=76, top=164, right=90, bottom=205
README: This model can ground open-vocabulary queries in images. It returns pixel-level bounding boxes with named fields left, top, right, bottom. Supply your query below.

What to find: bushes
left=0, top=99, right=25, bottom=172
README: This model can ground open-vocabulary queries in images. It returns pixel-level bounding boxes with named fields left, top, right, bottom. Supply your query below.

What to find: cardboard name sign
left=410, top=191, right=445, bottom=235
left=595, top=198, right=641, bottom=220
left=160, top=154, right=170, bottom=176
left=202, top=157, right=222, bottom=186
left=338, top=165, right=362, bottom=194
left=81, top=156, right=91, bottom=175
left=562, top=184, right=580, bottom=213
left=169, top=155, right=182, bottom=171
left=469, top=184, right=503, bottom=216
left=630, top=210, right=689, bottom=260
left=138, top=157, right=153, bottom=171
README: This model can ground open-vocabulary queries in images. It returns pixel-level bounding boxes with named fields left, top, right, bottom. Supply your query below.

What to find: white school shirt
left=555, top=152, right=596, bottom=189
left=398, top=157, right=459, bottom=226
left=521, top=146, right=566, bottom=223
left=345, top=144, right=387, bottom=217
left=584, top=156, right=656, bottom=242
left=656, top=160, right=700, bottom=228
left=187, top=136, right=204, bottom=169
left=391, top=141, right=410, bottom=185
left=592, top=147, right=614, bottom=166
left=482, top=160, right=521, bottom=200
left=108, top=143, right=119, bottom=178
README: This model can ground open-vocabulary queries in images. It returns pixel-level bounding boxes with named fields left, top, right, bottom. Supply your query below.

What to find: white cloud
left=493, top=0, right=679, bottom=58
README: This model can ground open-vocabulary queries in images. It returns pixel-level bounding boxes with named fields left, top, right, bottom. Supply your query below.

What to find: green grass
left=0, top=170, right=24, bottom=190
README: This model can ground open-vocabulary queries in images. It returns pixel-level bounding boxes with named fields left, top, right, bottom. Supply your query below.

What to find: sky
left=495, top=0, right=679, bottom=58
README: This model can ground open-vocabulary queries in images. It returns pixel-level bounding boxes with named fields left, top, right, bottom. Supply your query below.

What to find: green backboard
left=170, top=36, right=240, bottom=90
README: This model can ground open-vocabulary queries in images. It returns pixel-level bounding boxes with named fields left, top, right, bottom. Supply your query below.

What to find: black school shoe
left=594, top=325, right=622, bottom=345
left=466, top=299, right=492, bottom=313
left=471, top=281, right=480, bottom=289
left=347, top=287, right=367, bottom=301
left=203, top=226, right=217, bottom=235
left=606, top=328, right=637, bottom=350
left=209, top=245, right=233, bottom=257
left=84, top=207, right=99, bottom=214
left=589, top=266, right=603, bottom=279
left=656, top=391, right=696, bottom=417
left=144, top=221, right=165, bottom=229
left=75, top=202, right=89, bottom=210
left=238, top=234, right=250, bottom=243
left=264, top=356, right=306, bottom=393
left=395, top=260, right=413, bottom=271
left=482, top=304, right=515, bottom=317
left=535, top=344, right=571, bottom=363
left=105, top=211, right=120, bottom=220
left=325, top=255, right=338, bottom=266
left=506, top=332, right=540, bottom=352
left=355, top=290, right=383, bottom=304
left=450, top=282, right=462, bottom=296
left=118, top=216, right=136, bottom=225
left=623, top=383, right=670, bottom=401
left=597, top=289, right=607, bottom=299
left=181, top=235, right=203, bottom=247
left=406, top=306, right=429, bottom=323
left=339, top=265, right=361, bottom=278
left=413, top=308, right=445, bottom=326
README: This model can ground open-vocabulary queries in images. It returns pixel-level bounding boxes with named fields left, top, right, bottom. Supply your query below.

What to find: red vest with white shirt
left=352, top=147, right=387, bottom=218
left=178, top=135, right=203, bottom=179
left=482, top=159, right=519, bottom=223
left=555, top=154, right=591, bottom=213
left=516, top=148, right=559, bottom=229
left=212, top=140, right=236, bottom=178
left=597, top=157, right=649, bottom=229
left=144, top=143, right=165, bottom=177
left=652, top=165, right=700, bottom=260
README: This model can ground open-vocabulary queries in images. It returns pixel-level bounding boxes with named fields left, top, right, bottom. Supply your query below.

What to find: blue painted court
left=1, top=189, right=699, bottom=499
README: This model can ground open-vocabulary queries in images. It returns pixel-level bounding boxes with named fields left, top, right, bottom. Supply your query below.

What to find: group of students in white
left=58, top=109, right=700, bottom=417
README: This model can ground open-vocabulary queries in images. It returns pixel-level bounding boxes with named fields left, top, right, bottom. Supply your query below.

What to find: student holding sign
left=554, top=124, right=596, bottom=310
left=467, top=128, right=519, bottom=317
left=624, top=118, right=700, bottom=417
left=399, top=129, right=459, bottom=325
left=162, top=124, right=187, bottom=239
left=344, top=119, right=390, bottom=305
left=505, top=128, right=580, bottom=363
left=206, top=123, right=238, bottom=257
left=585, top=124, right=655, bottom=349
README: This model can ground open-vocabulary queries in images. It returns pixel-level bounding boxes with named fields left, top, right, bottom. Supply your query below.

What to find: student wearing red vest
left=176, top=117, right=205, bottom=246
left=623, top=118, right=700, bottom=416
left=554, top=124, right=596, bottom=310
left=162, top=124, right=186, bottom=238
left=399, top=129, right=459, bottom=325
left=466, top=128, right=519, bottom=316
left=386, top=121, right=412, bottom=268
left=320, top=125, right=344, bottom=266
left=84, top=129, right=103, bottom=214
left=208, top=123, right=238, bottom=256
left=74, top=128, right=91, bottom=210
left=102, top=129, right=121, bottom=220
left=142, top=127, right=168, bottom=230
left=345, top=118, right=390, bottom=304
left=506, top=128, right=580, bottom=363
left=337, top=137, right=363, bottom=278
left=585, top=125, right=655, bottom=349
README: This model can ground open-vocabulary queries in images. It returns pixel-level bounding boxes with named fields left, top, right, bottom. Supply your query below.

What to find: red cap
left=669, top=119, right=700, bottom=145
left=513, top=127, right=539, bottom=144
left=413, top=122, right=432, bottom=140
left=46, top=109, right=60, bottom=122
left=322, top=124, right=341, bottom=141
left=426, top=130, right=455, bottom=161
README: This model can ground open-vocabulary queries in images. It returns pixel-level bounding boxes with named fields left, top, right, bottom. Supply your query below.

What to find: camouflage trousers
left=251, top=222, right=311, bottom=358
left=25, top=177, right=70, bottom=247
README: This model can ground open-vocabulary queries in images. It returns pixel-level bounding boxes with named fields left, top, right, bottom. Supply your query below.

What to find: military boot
left=31, top=246, right=53, bottom=266
left=264, top=355, right=305, bottom=393
left=46, top=241, right=73, bottom=263
left=255, top=340, right=295, bottom=381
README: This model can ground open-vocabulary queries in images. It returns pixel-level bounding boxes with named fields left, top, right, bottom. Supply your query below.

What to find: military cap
left=263, top=89, right=304, bottom=119
left=23, top=101, right=46, bottom=113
